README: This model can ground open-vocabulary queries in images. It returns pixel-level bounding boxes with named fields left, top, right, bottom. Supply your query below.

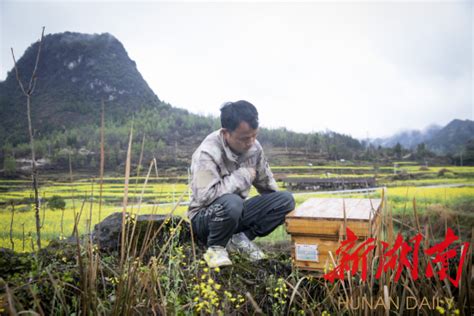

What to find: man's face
left=222, top=121, right=258, bottom=155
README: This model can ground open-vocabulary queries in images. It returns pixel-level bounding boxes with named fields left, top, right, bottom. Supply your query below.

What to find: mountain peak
left=444, top=118, right=473, bottom=127
left=1, top=31, right=160, bottom=143
left=56, top=31, right=117, bottom=42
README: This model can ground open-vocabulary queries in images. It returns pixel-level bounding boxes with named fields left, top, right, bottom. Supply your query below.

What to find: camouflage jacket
left=187, top=129, right=278, bottom=220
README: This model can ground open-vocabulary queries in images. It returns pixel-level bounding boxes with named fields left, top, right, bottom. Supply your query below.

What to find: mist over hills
left=371, top=119, right=473, bottom=155
left=371, top=125, right=442, bottom=149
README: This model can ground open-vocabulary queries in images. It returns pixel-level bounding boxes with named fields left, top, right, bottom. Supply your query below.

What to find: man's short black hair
left=220, top=100, right=259, bottom=131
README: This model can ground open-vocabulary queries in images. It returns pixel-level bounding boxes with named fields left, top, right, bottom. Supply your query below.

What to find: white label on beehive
left=295, top=244, right=319, bottom=262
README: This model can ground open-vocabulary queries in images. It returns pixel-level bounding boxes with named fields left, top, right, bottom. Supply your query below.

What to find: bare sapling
left=22, top=223, right=25, bottom=251
left=133, top=133, right=146, bottom=203
left=11, top=27, right=45, bottom=249
left=99, top=99, right=105, bottom=223
left=120, top=122, right=133, bottom=268
left=9, top=202, right=15, bottom=251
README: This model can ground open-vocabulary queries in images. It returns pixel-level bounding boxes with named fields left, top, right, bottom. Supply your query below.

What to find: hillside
left=427, top=119, right=474, bottom=154
left=0, top=32, right=166, bottom=145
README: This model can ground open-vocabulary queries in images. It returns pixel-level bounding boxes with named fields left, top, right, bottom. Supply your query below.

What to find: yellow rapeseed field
left=1, top=170, right=472, bottom=252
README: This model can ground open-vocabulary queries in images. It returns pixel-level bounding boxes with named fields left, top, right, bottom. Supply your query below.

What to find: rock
left=91, top=212, right=192, bottom=251
left=0, top=248, right=33, bottom=279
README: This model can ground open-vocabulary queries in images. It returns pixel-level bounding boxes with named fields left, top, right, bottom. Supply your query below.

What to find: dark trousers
left=191, top=191, right=295, bottom=247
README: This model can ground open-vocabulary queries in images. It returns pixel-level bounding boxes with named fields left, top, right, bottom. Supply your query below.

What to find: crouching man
left=187, top=100, right=295, bottom=267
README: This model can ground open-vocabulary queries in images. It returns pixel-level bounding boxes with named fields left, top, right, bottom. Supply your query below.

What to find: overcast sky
left=1, top=0, right=472, bottom=139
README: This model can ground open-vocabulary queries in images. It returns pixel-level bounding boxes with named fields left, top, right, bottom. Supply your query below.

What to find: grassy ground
left=0, top=164, right=472, bottom=314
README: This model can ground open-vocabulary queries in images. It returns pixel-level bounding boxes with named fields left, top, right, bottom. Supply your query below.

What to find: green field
left=1, top=165, right=473, bottom=251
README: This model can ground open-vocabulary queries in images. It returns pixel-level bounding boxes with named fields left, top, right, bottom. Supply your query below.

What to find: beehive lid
left=289, top=198, right=382, bottom=221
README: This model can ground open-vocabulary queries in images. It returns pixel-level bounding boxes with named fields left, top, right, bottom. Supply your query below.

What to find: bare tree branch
left=28, top=27, right=45, bottom=95
left=10, top=48, right=26, bottom=95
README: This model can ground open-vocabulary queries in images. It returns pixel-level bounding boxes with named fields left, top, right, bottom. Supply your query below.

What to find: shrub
left=3, top=156, right=16, bottom=176
left=48, top=195, right=66, bottom=211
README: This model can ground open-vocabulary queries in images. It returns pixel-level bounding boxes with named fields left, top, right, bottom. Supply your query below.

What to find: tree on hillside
left=2, top=143, right=16, bottom=177
left=461, top=139, right=474, bottom=166
left=393, top=142, right=403, bottom=159
left=3, top=156, right=16, bottom=176
left=415, top=143, right=430, bottom=160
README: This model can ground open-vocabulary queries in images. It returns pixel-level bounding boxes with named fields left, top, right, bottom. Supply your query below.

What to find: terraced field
left=1, top=164, right=473, bottom=251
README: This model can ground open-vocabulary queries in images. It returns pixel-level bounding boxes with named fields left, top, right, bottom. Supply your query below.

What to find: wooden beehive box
left=285, top=198, right=382, bottom=271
